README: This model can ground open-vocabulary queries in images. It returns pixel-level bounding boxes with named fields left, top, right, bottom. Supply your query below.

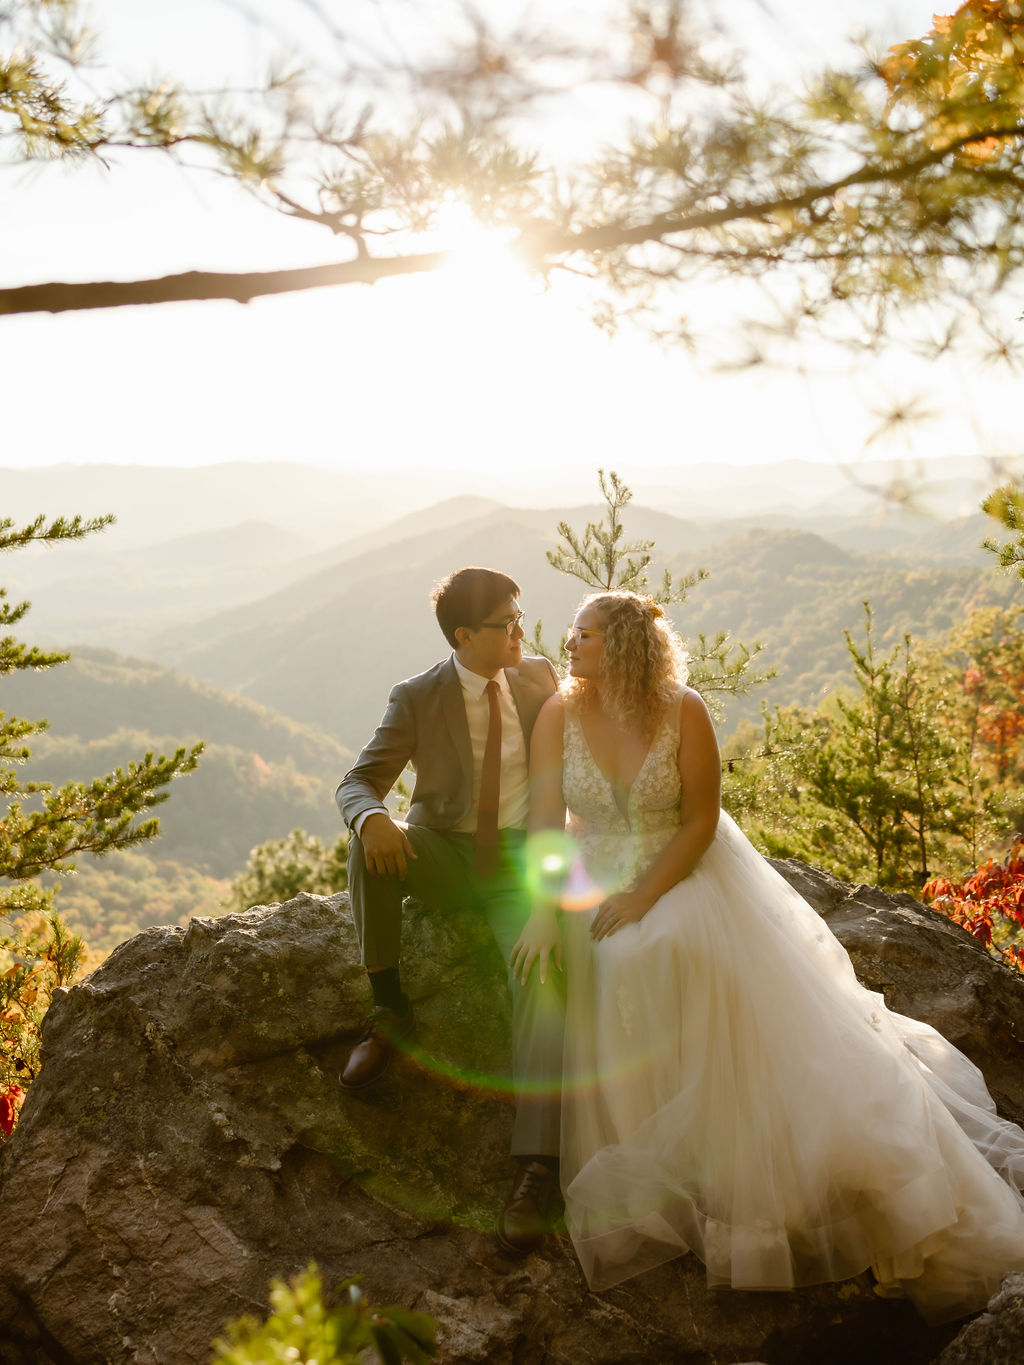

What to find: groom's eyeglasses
left=477, top=611, right=526, bottom=637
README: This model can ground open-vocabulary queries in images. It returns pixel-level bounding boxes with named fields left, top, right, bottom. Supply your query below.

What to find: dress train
left=558, top=706, right=1024, bottom=1323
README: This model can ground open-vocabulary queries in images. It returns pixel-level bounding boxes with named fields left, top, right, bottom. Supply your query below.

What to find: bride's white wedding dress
left=558, top=703, right=1024, bottom=1323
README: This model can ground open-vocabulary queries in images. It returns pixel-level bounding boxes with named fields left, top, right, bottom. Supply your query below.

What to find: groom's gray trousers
left=348, top=822, right=564, bottom=1159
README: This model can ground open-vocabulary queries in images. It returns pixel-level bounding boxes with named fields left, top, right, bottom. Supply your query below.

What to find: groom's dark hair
left=432, top=566, right=520, bottom=647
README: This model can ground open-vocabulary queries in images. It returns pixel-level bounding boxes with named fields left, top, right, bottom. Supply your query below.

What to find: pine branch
left=546, top=468, right=708, bottom=603
left=0, top=744, right=204, bottom=879
left=981, top=482, right=1024, bottom=580
left=0, top=515, right=115, bottom=550
left=0, top=636, right=69, bottom=676
left=5, top=118, right=1024, bottom=318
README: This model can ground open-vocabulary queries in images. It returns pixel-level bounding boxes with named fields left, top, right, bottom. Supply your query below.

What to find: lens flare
left=559, top=859, right=607, bottom=914
left=524, top=828, right=608, bottom=912
left=523, top=828, right=573, bottom=899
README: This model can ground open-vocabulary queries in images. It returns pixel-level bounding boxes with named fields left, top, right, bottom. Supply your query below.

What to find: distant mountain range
left=665, top=527, right=1022, bottom=723
left=4, top=454, right=1016, bottom=536
left=4, top=456, right=1021, bottom=953
left=6, top=460, right=1021, bottom=758
left=0, top=462, right=466, bottom=550
left=142, top=514, right=1020, bottom=748
left=5, top=457, right=1012, bottom=657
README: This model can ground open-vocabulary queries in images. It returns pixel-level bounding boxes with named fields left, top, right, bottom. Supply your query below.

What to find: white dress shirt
left=450, top=655, right=530, bottom=833
left=352, top=655, right=531, bottom=837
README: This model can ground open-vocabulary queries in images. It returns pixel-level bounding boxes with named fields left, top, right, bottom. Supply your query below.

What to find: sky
left=3, top=0, right=1020, bottom=497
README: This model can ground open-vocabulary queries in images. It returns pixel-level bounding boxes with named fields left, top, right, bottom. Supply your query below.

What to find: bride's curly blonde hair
left=563, top=591, right=690, bottom=736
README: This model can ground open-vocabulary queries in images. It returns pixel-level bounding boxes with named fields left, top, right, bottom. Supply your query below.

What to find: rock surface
left=936, top=1273, right=1024, bottom=1364
left=0, top=860, right=1022, bottom=1365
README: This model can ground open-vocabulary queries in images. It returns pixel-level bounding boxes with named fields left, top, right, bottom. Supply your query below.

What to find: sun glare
left=429, top=200, right=530, bottom=290
left=419, top=199, right=552, bottom=354
left=370, top=196, right=593, bottom=432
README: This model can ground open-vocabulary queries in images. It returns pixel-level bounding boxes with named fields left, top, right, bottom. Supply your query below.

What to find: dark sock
left=369, top=967, right=409, bottom=1015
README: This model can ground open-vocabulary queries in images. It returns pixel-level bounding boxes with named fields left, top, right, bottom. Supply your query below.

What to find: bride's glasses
left=564, top=625, right=606, bottom=646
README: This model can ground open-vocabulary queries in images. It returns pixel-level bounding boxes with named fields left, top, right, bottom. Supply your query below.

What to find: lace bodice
left=562, top=703, right=682, bottom=895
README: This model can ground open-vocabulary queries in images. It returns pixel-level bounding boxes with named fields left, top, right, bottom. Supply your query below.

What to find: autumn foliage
left=966, top=661, right=1024, bottom=779
left=883, top=0, right=1024, bottom=162
left=0, top=913, right=88, bottom=1140
left=924, top=835, right=1024, bottom=973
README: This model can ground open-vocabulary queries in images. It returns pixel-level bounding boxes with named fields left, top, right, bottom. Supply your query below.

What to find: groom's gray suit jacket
left=336, top=654, right=559, bottom=832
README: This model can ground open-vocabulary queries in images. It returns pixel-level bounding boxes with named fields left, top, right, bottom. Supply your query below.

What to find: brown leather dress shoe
left=339, top=1006, right=414, bottom=1090
left=496, top=1160, right=558, bottom=1256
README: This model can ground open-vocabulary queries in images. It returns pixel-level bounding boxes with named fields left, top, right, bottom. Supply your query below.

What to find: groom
left=335, top=565, right=564, bottom=1254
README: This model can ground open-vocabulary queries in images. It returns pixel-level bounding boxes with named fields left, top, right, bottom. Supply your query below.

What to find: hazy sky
left=4, top=0, right=1018, bottom=492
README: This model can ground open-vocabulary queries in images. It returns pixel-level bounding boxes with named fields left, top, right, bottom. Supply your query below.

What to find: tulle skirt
left=560, top=812, right=1024, bottom=1323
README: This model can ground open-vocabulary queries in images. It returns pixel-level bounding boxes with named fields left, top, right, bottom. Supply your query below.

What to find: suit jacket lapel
left=440, top=657, right=474, bottom=781
left=506, top=665, right=540, bottom=742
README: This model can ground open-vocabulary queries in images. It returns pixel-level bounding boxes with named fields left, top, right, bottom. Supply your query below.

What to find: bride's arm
left=591, top=688, right=721, bottom=941
left=509, top=694, right=567, bottom=985
left=527, top=694, right=568, bottom=836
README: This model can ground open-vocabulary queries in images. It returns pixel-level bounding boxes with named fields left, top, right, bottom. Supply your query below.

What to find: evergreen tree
left=769, top=609, right=913, bottom=883
left=732, top=603, right=1005, bottom=888
left=546, top=469, right=709, bottom=607
left=983, top=483, right=1024, bottom=582
left=542, top=469, right=773, bottom=719
left=887, top=630, right=983, bottom=883
left=0, top=515, right=203, bottom=917
left=0, top=513, right=202, bottom=1131
left=225, top=827, right=348, bottom=914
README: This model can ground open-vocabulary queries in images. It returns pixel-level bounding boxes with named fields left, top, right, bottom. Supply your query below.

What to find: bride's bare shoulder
left=675, top=683, right=704, bottom=707
left=534, top=691, right=567, bottom=738
left=676, top=685, right=714, bottom=727
left=531, top=691, right=566, bottom=763
left=538, top=691, right=566, bottom=719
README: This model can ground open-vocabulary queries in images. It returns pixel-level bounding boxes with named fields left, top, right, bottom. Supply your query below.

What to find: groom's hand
left=360, top=812, right=417, bottom=879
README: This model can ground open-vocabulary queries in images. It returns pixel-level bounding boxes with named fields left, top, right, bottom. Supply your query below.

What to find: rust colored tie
left=475, top=679, right=502, bottom=877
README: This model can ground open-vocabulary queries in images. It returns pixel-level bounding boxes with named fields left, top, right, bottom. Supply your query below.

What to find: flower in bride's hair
left=640, top=595, right=664, bottom=619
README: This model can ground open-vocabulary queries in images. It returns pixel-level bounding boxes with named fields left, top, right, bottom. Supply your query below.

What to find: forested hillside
left=45, top=851, right=231, bottom=954
left=144, top=515, right=591, bottom=747
left=675, top=529, right=1024, bottom=726
left=1, top=649, right=352, bottom=949
left=0, top=646, right=350, bottom=774
left=27, top=730, right=337, bottom=875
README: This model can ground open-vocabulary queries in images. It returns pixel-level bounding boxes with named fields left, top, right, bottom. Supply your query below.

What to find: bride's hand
left=509, top=912, right=563, bottom=986
left=591, top=891, right=651, bottom=941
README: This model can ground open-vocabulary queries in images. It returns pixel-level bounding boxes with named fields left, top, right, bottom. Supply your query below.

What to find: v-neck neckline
left=577, top=708, right=667, bottom=806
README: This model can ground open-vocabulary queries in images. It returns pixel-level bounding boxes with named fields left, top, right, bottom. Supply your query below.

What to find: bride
left=510, top=589, right=1024, bottom=1324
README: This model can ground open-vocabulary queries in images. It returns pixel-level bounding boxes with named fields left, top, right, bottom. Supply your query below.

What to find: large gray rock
left=774, top=860, right=1024, bottom=1121
left=0, top=860, right=1021, bottom=1365
left=936, top=1273, right=1024, bottom=1364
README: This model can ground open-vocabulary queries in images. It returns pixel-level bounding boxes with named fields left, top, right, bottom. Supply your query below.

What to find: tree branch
left=4, top=123, right=1024, bottom=318
left=0, top=250, right=448, bottom=316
